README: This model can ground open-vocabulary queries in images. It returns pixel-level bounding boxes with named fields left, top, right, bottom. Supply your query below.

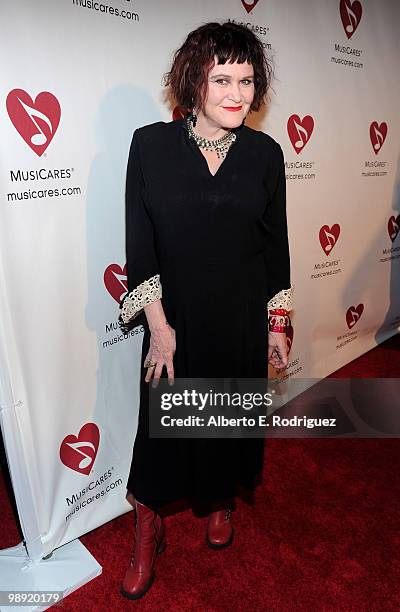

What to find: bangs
left=213, top=32, right=255, bottom=66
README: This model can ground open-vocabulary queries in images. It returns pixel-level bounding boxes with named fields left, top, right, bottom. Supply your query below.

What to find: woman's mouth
left=222, top=106, right=242, bottom=112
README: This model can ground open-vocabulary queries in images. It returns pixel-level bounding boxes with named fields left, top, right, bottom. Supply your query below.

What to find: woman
left=118, top=21, right=293, bottom=599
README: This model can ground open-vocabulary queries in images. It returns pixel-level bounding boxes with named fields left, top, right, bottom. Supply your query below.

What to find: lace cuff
left=119, top=274, right=162, bottom=329
left=267, top=286, right=294, bottom=313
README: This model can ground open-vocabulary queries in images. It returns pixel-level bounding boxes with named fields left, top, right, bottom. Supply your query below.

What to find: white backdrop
left=0, top=0, right=399, bottom=559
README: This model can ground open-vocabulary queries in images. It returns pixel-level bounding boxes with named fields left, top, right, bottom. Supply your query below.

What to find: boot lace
left=130, top=508, right=138, bottom=563
left=224, top=508, right=232, bottom=521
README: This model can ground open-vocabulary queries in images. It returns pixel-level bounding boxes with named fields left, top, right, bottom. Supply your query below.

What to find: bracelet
left=268, top=311, right=291, bottom=333
left=268, top=314, right=290, bottom=326
left=269, top=308, right=290, bottom=316
left=269, top=325, right=287, bottom=333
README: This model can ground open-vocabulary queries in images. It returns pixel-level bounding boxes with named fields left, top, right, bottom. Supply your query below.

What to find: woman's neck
left=192, top=110, right=231, bottom=140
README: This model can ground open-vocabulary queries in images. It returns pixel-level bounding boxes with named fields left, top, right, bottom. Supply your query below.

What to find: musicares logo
left=346, top=304, right=364, bottom=329
left=104, top=263, right=128, bottom=303
left=60, top=423, right=100, bottom=475
left=370, top=122, right=387, bottom=155
left=287, top=115, right=314, bottom=154
left=6, top=89, right=61, bottom=157
left=388, top=215, right=400, bottom=242
left=241, top=0, right=259, bottom=14
left=319, top=224, right=340, bottom=255
left=340, top=0, right=362, bottom=40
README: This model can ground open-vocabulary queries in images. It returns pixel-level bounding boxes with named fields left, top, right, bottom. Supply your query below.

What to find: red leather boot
left=206, top=508, right=234, bottom=549
left=120, top=499, right=166, bottom=599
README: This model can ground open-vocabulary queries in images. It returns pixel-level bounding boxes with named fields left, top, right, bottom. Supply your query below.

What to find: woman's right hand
left=144, top=322, right=176, bottom=386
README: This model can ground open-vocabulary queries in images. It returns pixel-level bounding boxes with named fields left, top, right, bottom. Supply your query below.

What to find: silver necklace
left=186, top=114, right=236, bottom=159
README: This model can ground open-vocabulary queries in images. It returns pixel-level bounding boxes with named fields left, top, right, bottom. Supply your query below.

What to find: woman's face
left=199, top=57, right=255, bottom=128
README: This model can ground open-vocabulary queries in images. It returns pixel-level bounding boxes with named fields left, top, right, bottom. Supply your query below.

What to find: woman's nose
left=227, top=82, right=242, bottom=102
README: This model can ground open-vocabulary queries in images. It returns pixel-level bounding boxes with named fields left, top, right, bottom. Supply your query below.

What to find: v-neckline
left=181, top=117, right=245, bottom=180
left=198, top=147, right=231, bottom=178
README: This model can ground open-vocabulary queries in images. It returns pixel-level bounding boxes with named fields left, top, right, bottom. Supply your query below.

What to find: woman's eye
left=214, top=79, right=254, bottom=85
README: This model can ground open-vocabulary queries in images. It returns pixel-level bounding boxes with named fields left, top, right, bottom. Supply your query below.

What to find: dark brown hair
left=163, top=21, right=273, bottom=113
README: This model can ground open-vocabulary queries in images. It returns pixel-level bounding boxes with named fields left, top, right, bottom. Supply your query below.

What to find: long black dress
left=119, top=117, right=291, bottom=513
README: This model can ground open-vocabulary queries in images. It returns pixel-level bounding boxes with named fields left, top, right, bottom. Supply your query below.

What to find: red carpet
left=1, top=334, right=399, bottom=611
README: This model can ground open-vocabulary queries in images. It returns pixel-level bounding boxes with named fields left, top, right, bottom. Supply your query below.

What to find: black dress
left=119, top=117, right=291, bottom=513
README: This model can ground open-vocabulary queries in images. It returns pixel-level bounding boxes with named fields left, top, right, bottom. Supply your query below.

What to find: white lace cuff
left=119, top=274, right=162, bottom=325
left=267, top=286, right=294, bottom=312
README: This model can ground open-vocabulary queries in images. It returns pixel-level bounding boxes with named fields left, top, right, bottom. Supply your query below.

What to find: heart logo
left=104, top=263, right=128, bottom=302
left=287, top=115, right=314, bottom=154
left=319, top=224, right=341, bottom=255
left=346, top=304, right=364, bottom=329
left=388, top=215, right=400, bottom=242
left=172, top=105, right=189, bottom=121
left=60, top=423, right=100, bottom=475
left=340, top=0, right=362, bottom=39
left=241, top=0, right=259, bottom=14
left=6, top=89, right=61, bottom=157
left=370, top=122, right=387, bottom=155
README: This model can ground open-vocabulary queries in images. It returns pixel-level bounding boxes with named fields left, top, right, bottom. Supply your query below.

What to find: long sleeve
left=263, top=144, right=294, bottom=318
left=118, top=129, right=162, bottom=330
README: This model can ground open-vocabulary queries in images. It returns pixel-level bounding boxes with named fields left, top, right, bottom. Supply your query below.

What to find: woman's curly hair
left=163, top=21, right=273, bottom=113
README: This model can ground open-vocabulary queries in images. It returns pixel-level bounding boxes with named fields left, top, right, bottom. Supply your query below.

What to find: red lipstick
left=222, top=106, right=242, bottom=112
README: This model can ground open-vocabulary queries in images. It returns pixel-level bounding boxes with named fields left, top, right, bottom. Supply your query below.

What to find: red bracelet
left=269, top=308, right=290, bottom=315
left=268, top=309, right=291, bottom=333
left=269, top=314, right=290, bottom=325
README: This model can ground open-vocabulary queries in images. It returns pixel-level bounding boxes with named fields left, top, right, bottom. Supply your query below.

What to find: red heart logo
left=59, top=423, right=100, bottom=475
left=340, top=0, right=362, bottom=39
left=104, top=263, right=128, bottom=302
left=319, top=224, right=341, bottom=255
left=388, top=215, right=400, bottom=242
left=346, top=304, right=364, bottom=329
left=287, top=115, right=314, bottom=154
left=241, top=0, right=259, bottom=14
left=370, top=122, right=387, bottom=155
left=172, top=105, right=189, bottom=121
left=6, top=89, right=61, bottom=157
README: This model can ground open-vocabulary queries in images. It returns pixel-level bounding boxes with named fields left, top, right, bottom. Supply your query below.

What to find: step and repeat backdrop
left=0, top=0, right=399, bottom=557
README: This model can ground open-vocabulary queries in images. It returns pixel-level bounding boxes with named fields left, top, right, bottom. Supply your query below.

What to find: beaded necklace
left=186, top=114, right=237, bottom=160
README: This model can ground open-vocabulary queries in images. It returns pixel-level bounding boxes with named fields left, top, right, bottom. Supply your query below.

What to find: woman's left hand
left=268, top=332, right=289, bottom=371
